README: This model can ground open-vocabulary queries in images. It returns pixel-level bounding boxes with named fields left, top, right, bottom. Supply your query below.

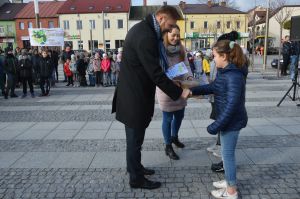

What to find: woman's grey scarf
left=166, top=45, right=181, bottom=57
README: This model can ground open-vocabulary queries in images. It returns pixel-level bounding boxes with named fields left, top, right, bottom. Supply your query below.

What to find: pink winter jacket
left=156, top=51, right=193, bottom=112
left=101, top=59, right=111, bottom=73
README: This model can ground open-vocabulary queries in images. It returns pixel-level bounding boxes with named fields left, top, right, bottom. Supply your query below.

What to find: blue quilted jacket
left=191, top=63, right=248, bottom=135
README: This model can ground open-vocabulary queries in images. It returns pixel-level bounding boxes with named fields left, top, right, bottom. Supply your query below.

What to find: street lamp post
left=263, top=0, right=271, bottom=72
left=34, top=0, right=40, bottom=28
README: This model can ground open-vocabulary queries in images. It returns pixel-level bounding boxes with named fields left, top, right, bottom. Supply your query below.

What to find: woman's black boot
left=165, top=144, right=179, bottom=160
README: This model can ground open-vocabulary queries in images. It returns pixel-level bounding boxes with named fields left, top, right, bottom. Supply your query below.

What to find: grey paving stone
left=10, top=152, right=59, bottom=168
left=191, top=119, right=213, bottom=128
left=243, top=148, right=295, bottom=164
left=110, top=121, right=124, bottom=130
left=14, top=130, right=52, bottom=140
left=141, top=151, right=172, bottom=167
left=44, top=130, right=78, bottom=140
left=172, top=150, right=211, bottom=167
left=267, top=117, right=300, bottom=126
left=82, top=121, right=112, bottom=130
left=105, top=129, right=126, bottom=139
left=145, top=128, right=163, bottom=139
left=195, top=128, right=216, bottom=138
left=279, top=125, right=300, bottom=135
left=0, top=152, right=24, bottom=168
left=74, top=130, right=107, bottom=140
left=50, top=152, right=95, bottom=168
left=251, top=125, right=290, bottom=136
left=240, top=126, right=260, bottom=136
left=89, top=152, right=126, bottom=168
left=247, top=118, right=274, bottom=126
left=0, top=122, right=11, bottom=130
left=29, top=122, right=61, bottom=130
left=56, top=122, right=86, bottom=130
left=0, top=130, right=24, bottom=140
left=278, top=147, right=300, bottom=163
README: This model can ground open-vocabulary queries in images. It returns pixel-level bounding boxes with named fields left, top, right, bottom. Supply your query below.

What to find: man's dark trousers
left=125, top=126, right=146, bottom=183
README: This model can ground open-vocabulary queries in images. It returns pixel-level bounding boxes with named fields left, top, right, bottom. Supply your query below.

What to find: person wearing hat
left=3, top=47, right=18, bottom=99
left=19, top=50, right=35, bottom=98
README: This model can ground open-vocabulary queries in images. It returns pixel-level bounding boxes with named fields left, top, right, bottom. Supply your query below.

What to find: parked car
left=271, top=58, right=283, bottom=69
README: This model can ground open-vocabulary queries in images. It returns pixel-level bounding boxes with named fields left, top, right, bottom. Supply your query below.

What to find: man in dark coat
left=282, top=35, right=291, bottom=76
left=19, top=51, right=34, bottom=98
left=38, top=50, right=52, bottom=96
left=3, top=47, right=18, bottom=99
left=112, top=6, right=191, bottom=189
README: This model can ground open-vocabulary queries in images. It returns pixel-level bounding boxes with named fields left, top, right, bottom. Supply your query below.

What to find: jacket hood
left=220, top=63, right=248, bottom=77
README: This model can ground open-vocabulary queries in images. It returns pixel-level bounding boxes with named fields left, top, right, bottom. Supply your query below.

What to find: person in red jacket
left=101, top=53, right=111, bottom=87
left=64, top=58, right=73, bottom=86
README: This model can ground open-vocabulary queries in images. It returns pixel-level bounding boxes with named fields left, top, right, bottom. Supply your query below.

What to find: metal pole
left=34, top=0, right=40, bottom=28
left=184, top=14, right=187, bottom=48
left=251, top=0, right=256, bottom=72
left=263, top=0, right=270, bottom=72
left=102, top=11, right=106, bottom=52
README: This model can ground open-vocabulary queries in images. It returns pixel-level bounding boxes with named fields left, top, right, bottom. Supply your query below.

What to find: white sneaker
left=213, top=180, right=227, bottom=189
left=211, top=188, right=238, bottom=199
left=207, top=144, right=220, bottom=153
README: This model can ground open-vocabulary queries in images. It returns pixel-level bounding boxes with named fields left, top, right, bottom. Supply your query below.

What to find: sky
left=21, top=0, right=300, bottom=12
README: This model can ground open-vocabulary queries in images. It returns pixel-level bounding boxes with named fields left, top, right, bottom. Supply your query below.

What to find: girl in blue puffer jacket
left=190, top=40, right=248, bottom=199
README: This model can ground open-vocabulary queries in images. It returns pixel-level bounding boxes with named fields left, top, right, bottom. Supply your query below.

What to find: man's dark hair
left=155, top=5, right=181, bottom=20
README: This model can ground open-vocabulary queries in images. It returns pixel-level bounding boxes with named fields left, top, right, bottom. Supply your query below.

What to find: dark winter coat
left=191, top=63, right=248, bottom=135
left=61, top=50, right=74, bottom=62
left=38, top=57, right=52, bottom=78
left=77, top=59, right=87, bottom=76
left=31, top=54, right=40, bottom=73
left=4, top=54, right=18, bottom=75
left=19, top=58, right=33, bottom=78
left=112, top=14, right=183, bottom=129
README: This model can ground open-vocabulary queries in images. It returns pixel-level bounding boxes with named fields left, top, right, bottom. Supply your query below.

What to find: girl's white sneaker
left=211, top=188, right=238, bottom=199
left=213, top=180, right=227, bottom=189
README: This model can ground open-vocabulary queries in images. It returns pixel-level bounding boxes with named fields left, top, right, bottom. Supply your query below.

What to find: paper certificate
left=165, top=62, right=189, bottom=79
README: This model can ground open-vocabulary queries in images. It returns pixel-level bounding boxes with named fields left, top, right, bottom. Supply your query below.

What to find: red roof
left=15, top=1, right=65, bottom=19
left=57, top=0, right=131, bottom=14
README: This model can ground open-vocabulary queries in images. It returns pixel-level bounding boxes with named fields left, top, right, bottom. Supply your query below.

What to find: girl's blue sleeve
left=190, top=83, right=214, bottom=95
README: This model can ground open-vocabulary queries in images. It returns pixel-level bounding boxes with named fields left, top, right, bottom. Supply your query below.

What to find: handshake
left=174, top=80, right=201, bottom=99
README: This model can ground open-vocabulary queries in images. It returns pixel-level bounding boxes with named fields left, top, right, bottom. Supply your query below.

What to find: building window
left=204, top=21, right=208, bottom=29
left=190, top=21, right=195, bottom=29
left=0, top=26, right=4, bottom=33
left=227, top=21, right=231, bottom=29
left=105, top=40, right=110, bottom=50
left=117, top=19, right=123, bottom=29
left=115, top=40, right=124, bottom=49
left=7, top=25, right=13, bottom=33
left=63, top=20, right=70, bottom=29
left=104, top=20, right=110, bottom=29
left=89, top=40, right=98, bottom=51
left=48, top=21, right=54, bottom=28
left=77, top=20, right=82, bottom=30
left=28, top=22, right=33, bottom=28
left=89, top=20, right=95, bottom=29
left=236, top=21, right=241, bottom=29
left=78, top=40, right=83, bottom=50
left=217, top=21, right=221, bottom=29
left=39, top=22, right=42, bottom=28
left=19, top=22, right=25, bottom=30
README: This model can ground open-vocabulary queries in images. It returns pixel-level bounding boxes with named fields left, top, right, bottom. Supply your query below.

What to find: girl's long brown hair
left=163, top=24, right=186, bottom=62
left=213, top=40, right=246, bottom=68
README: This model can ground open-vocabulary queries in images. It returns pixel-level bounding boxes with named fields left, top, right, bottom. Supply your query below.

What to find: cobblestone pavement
left=0, top=67, right=300, bottom=199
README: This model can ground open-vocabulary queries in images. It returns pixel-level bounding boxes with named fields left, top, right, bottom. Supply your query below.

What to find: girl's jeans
left=220, top=130, right=240, bottom=187
left=162, top=108, right=185, bottom=145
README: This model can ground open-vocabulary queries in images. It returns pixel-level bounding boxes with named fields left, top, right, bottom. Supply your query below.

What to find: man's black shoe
left=10, top=94, right=18, bottom=98
left=211, top=161, right=224, bottom=173
left=143, top=167, right=155, bottom=175
left=130, top=178, right=161, bottom=189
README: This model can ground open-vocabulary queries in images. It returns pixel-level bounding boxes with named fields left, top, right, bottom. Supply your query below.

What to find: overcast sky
left=23, top=0, right=300, bottom=12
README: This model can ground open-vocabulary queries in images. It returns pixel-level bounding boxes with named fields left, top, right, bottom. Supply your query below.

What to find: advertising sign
left=29, top=28, right=64, bottom=46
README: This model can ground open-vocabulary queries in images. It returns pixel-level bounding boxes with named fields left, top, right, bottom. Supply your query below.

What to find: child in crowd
left=64, top=58, right=73, bottom=86
left=101, top=53, right=111, bottom=87
left=203, top=50, right=211, bottom=82
left=190, top=40, right=248, bottom=199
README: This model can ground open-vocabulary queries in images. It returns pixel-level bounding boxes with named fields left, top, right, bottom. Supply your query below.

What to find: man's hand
left=181, top=88, right=192, bottom=99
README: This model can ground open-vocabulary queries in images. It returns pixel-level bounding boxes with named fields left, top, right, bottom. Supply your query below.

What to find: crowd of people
left=0, top=45, right=122, bottom=100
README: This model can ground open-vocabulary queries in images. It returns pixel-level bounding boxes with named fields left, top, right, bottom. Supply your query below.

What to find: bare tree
left=270, top=0, right=294, bottom=77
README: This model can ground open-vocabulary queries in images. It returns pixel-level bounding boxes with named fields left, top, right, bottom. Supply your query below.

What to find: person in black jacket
left=19, top=51, right=34, bottom=98
left=282, top=35, right=291, bottom=76
left=191, top=40, right=247, bottom=199
left=77, top=53, right=87, bottom=87
left=112, top=5, right=191, bottom=189
left=3, top=47, right=18, bottom=99
left=38, top=50, right=52, bottom=96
